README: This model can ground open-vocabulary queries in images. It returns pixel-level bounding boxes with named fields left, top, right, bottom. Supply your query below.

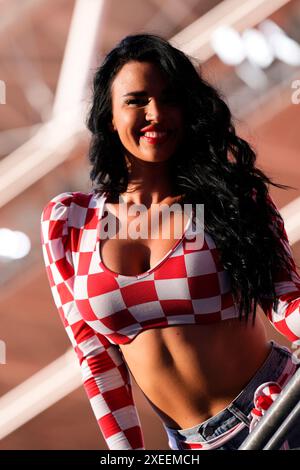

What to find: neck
left=123, top=154, right=179, bottom=206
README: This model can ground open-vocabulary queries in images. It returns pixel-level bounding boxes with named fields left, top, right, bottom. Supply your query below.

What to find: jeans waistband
left=163, top=340, right=295, bottom=438
left=227, top=340, right=294, bottom=422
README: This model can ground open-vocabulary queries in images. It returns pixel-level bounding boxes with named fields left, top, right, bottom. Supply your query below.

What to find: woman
left=40, top=33, right=300, bottom=450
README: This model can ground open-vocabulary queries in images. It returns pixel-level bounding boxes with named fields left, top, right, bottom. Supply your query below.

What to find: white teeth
left=143, top=131, right=167, bottom=137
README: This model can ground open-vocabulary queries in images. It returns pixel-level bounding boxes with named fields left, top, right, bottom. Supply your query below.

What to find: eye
left=124, top=94, right=180, bottom=107
left=125, top=98, right=149, bottom=107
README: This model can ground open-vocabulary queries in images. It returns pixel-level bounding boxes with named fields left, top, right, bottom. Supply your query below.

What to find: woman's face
left=110, top=61, right=184, bottom=163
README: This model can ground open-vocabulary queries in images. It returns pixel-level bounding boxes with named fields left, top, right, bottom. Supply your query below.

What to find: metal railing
left=239, top=366, right=300, bottom=449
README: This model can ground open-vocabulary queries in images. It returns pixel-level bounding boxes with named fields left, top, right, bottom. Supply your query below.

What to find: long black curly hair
left=86, top=33, right=294, bottom=323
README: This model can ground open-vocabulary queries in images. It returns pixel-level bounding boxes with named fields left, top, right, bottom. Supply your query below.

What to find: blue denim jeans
left=163, top=340, right=300, bottom=450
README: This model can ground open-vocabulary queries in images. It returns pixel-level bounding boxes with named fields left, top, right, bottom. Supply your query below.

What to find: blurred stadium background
left=0, top=0, right=300, bottom=450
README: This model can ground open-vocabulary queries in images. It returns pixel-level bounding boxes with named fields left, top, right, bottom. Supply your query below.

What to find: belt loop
left=227, top=403, right=252, bottom=426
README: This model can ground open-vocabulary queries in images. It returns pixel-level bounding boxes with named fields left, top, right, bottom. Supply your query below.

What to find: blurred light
left=242, top=28, right=274, bottom=68
left=235, top=60, right=269, bottom=90
left=259, top=19, right=300, bottom=66
left=0, top=228, right=31, bottom=260
left=211, top=25, right=246, bottom=65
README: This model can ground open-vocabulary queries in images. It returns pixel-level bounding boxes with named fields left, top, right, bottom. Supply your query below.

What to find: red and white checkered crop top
left=40, top=191, right=300, bottom=450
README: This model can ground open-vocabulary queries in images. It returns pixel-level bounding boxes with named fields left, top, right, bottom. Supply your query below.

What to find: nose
left=145, top=98, right=164, bottom=122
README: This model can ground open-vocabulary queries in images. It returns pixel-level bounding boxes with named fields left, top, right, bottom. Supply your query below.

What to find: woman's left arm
left=259, top=195, right=300, bottom=341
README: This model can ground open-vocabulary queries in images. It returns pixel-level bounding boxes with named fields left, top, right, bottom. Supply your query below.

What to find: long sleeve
left=40, top=192, right=145, bottom=450
left=259, top=194, right=300, bottom=341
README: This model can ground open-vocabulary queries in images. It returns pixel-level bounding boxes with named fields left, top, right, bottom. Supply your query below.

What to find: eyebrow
left=122, top=88, right=171, bottom=98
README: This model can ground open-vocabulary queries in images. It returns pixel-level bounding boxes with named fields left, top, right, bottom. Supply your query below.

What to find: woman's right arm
left=40, top=192, right=145, bottom=450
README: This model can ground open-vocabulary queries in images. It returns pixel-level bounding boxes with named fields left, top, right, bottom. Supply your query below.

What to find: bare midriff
left=102, top=197, right=271, bottom=430
left=119, top=316, right=270, bottom=430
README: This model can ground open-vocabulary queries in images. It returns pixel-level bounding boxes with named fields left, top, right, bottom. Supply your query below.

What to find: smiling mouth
left=139, top=131, right=171, bottom=144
